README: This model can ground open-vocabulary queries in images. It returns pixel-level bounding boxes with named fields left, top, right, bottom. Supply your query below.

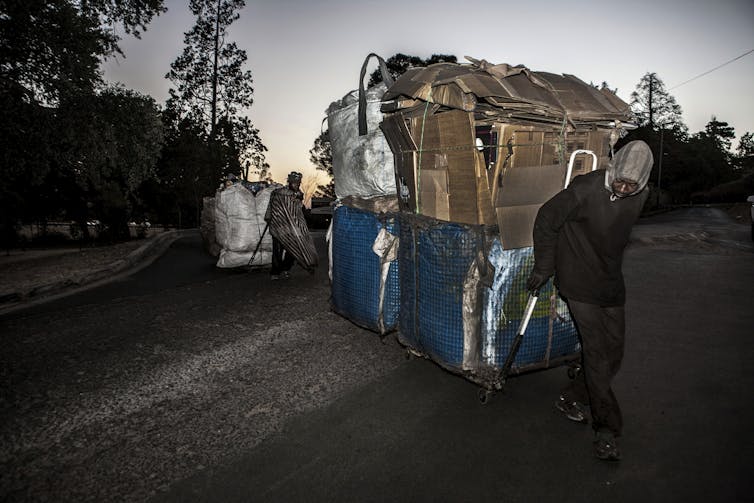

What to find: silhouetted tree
left=703, top=116, right=735, bottom=152
left=737, top=132, right=754, bottom=157
left=0, top=0, right=165, bottom=246
left=145, top=115, right=214, bottom=228
left=1, top=0, right=165, bottom=104
left=234, top=116, right=269, bottom=181
left=694, top=116, right=736, bottom=183
left=735, top=132, right=754, bottom=175
left=309, top=130, right=333, bottom=197
left=629, top=72, right=686, bottom=131
left=368, top=53, right=458, bottom=87
left=165, top=0, right=266, bottom=197
left=59, top=86, right=164, bottom=240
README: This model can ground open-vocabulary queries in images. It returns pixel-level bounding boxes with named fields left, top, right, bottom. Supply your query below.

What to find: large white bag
left=327, top=53, right=396, bottom=200
left=214, top=184, right=274, bottom=268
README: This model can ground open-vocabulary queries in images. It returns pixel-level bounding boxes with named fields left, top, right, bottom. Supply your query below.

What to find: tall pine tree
left=165, top=0, right=266, bottom=180
left=629, top=72, right=686, bottom=131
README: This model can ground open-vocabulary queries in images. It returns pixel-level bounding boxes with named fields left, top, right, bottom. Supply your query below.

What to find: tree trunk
left=210, top=0, right=221, bottom=140
left=648, top=73, right=654, bottom=129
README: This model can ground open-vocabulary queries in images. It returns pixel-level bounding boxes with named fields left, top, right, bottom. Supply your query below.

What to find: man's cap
left=287, top=171, right=303, bottom=182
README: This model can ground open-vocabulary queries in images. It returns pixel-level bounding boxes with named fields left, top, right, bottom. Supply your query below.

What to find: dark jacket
left=532, top=169, right=648, bottom=306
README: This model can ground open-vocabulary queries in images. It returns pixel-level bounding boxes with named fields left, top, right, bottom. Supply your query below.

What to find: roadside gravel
left=0, top=231, right=191, bottom=311
left=1, top=264, right=405, bottom=502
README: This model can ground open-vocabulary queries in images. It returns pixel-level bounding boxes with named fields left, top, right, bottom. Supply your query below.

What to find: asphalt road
left=1, top=210, right=752, bottom=502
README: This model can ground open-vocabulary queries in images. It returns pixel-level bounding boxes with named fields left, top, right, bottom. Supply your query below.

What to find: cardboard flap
left=496, top=163, right=568, bottom=249
left=380, top=113, right=417, bottom=213
left=419, top=168, right=448, bottom=194
left=496, top=205, right=541, bottom=250
left=498, top=164, right=567, bottom=207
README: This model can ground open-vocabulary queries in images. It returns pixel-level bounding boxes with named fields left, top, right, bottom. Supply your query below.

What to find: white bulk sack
left=327, top=53, right=396, bottom=200
left=214, top=184, right=275, bottom=268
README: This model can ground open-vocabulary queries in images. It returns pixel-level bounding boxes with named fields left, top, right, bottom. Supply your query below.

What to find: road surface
left=1, top=209, right=752, bottom=502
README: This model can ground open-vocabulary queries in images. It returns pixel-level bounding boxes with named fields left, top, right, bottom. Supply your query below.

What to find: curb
left=0, top=229, right=197, bottom=313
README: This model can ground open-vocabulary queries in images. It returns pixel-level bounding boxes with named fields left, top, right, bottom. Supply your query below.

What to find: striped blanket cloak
left=266, top=187, right=318, bottom=271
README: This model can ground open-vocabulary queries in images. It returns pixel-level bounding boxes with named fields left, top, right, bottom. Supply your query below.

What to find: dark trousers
left=270, top=236, right=295, bottom=275
left=562, top=299, right=625, bottom=436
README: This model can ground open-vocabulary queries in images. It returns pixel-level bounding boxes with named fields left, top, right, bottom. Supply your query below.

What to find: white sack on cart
left=326, top=53, right=396, bottom=199
left=214, top=184, right=275, bottom=268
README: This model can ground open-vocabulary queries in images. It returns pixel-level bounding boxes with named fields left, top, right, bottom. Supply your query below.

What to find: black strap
left=358, top=53, right=394, bottom=136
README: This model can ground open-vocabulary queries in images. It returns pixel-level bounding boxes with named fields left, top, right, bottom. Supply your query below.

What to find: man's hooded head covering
left=604, top=140, right=653, bottom=198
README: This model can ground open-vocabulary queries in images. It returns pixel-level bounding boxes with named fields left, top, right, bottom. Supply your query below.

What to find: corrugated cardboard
left=382, top=59, right=632, bottom=128
left=473, top=148, right=496, bottom=226
left=411, top=110, right=479, bottom=224
left=496, top=205, right=541, bottom=249
left=379, top=58, right=633, bottom=246
left=418, top=168, right=450, bottom=220
left=380, top=113, right=417, bottom=213
left=419, top=167, right=449, bottom=193
left=496, top=163, right=568, bottom=249
left=420, top=190, right=450, bottom=221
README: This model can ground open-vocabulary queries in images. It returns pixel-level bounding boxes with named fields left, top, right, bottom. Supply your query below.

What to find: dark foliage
left=157, top=0, right=267, bottom=224
left=367, top=53, right=458, bottom=87
left=0, top=1, right=166, bottom=246
left=309, top=130, right=334, bottom=198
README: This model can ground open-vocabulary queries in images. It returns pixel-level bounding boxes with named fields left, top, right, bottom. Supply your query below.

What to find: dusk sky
left=102, top=0, right=754, bottom=184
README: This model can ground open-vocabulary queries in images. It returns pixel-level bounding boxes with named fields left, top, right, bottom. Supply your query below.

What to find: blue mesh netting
left=398, top=215, right=481, bottom=368
left=398, top=217, right=418, bottom=349
left=399, top=214, right=580, bottom=377
left=416, top=223, right=480, bottom=366
left=331, top=205, right=400, bottom=334
left=481, top=243, right=580, bottom=372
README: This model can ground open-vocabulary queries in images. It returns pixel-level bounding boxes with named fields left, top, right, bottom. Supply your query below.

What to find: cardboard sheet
left=496, top=163, right=568, bottom=249
left=380, top=113, right=417, bottom=213
left=496, top=205, right=541, bottom=250
left=378, top=58, right=631, bottom=245
left=417, top=168, right=450, bottom=221
left=382, top=59, right=631, bottom=126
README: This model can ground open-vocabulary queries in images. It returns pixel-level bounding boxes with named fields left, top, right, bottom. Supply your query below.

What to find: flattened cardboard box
left=409, top=109, right=495, bottom=226
left=418, top=168, right=450, bottom=221
left=380, top=113, right=417, bottom=214
left=496, top=163, right=567, bottom=249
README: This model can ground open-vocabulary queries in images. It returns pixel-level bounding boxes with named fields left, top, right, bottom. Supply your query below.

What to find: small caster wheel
left=567, top=364, right=582, bottom=380
left=478, top=388, right=493, bottom=404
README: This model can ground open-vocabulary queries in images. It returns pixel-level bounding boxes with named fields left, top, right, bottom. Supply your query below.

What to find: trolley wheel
left=478, top=388, right=493, bottom=404
left=567, top=364, right=582, bottom=380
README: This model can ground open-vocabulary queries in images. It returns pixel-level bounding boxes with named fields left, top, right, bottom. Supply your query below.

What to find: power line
left=669, top=49, right=754, bottom=90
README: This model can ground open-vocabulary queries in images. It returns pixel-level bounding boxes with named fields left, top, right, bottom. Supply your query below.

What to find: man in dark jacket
left=527, top=140, right=653, bottom=461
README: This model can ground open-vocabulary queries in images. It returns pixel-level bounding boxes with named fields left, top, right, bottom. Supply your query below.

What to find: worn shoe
left=594, top=431, right=621, bottom=461
left=270, top=274, right=280, bottom=281
left=555, top=395, right=588, bottom=424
